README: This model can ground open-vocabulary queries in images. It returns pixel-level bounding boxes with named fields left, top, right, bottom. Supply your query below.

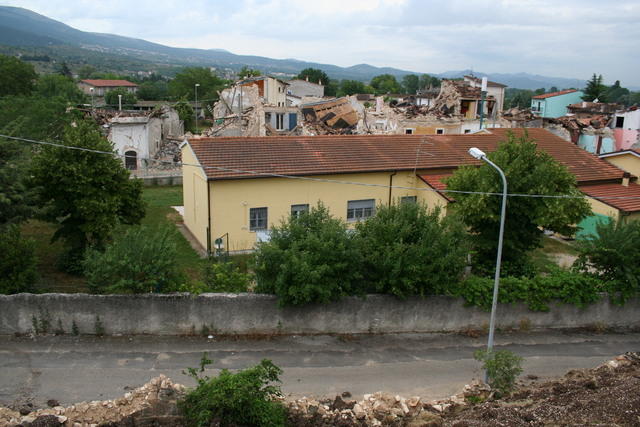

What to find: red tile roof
left=532, top=89, right=578, bottom=99
left=186, top=128, right=624, bottom=185
left=580, top=183, right=640, bottom=213
left=80, top=79, right=138, bottom=87
left=418, top=172, right=454, bottom=201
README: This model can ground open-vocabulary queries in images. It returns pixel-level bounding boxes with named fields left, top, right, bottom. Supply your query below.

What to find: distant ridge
left=0, top=6, right=586, bottom=89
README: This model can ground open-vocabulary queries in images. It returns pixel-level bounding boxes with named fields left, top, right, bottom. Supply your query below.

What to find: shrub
left=83, top=225, right=185, bottom=294
left=179, top=354, right=286, bottom=427
left=474, top=349, right=523, bottom=397
left=453, top=267, right=604, bottom=311
left=355, top=203, right=470, bottom=298
left=180, top=259, right=252, bottom=294
left=575, top=218, right=640, bottom=303
left=254, top=203, right=362, bottom=306
left=0, top=224, right=37, bottom=294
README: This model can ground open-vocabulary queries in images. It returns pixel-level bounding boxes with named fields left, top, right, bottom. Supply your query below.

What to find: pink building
left=613, top=107, right=640, bottom=150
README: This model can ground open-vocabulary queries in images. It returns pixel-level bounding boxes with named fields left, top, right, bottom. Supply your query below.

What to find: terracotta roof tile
left=80, top=79, right=138, bottom=87
left=418, top=172, right=454, bottom=201
left=532, top=89, right=578, bottom=99
left=580, top=183, right=640, bottom=212
left=187, top=128, right=624, bottom=185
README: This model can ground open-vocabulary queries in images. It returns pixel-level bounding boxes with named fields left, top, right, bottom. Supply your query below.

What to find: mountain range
left=0, top=6, right=587, bottom=90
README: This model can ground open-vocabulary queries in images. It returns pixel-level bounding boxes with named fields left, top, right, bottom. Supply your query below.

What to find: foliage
left=0, top=54, right=38, bottom=96
left=575, top=219, right=640, bottom=303
left=445, top=131, right=592, bottom=275
left=355, top=203, right=470, bottom=298
left=104, top=87, right=137, bottom=107
left=337, top=79, right=371, bottom=97
left=583, top=73, right=608, bottom=102
left=474, top=349, right=523, bottom=397
left=452, top=267, right=604, bottom=311
left=83, top=225, right=184, bottom=294
left=30, top=120, right=145, bottom=271
left=238, top=66, right=261, bottom=79
left=604, top=80, right=630, bottom=105
left=35, top=74, right=86, bottom=104
left=419, top=74, right=441, bottom=90
left=0, top=224, right=37, bottom=294
left=254, top=203, right=362, bottom=306
left=168, top=67, right=227, bottom=102
left=296, top=68, right=330, bottom=86
left=179, top=354, right=286, bottom=427
left=0, top=95, right=74, bottom=141
left=136, top=80, right=168, bottom=100
left=181, top=259, right=251, bottom=294
left=370, top=74, right=402, bottom=95
left=174, top=100, right=195, bottom=129
left=0, top=138, right=37, bottom=225
left=55, top=61, right=72, bottom=78
left=504, top=88, right=534, bottom=109
left=402, top=74, right=419, bottom=94
left=77, top=64, right=97, bottom=79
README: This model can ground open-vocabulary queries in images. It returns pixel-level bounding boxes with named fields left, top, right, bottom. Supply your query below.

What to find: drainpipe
left=388, top=171, right=397, bottom=206
left=206, top=181, right=212, bottom=256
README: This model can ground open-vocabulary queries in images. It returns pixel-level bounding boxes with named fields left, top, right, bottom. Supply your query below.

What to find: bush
left=453, top=267, right=604, bottom=311
left=474, top=349, right=523, bottom=397
left=575, top=218, right=640, bottom=303
left=254, top=203, right=362, bottom=306
left=179, top=354, right=286, bottom=427
left=180, top=259, right=252, bottom=294
left=83, top=226, right=185, bottom=294
left=355, top=203, right=470, bottom=298
left=0, top=224, right=37, bottom=294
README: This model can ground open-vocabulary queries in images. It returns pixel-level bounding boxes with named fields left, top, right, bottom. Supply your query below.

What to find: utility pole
left=195, top=83, right=200, bottom=134
left=479, top=77, right=487, bottom=130
left=118, top=94, right=122, bottom=111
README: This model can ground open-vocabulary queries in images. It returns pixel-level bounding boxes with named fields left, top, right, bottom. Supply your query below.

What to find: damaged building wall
left=210, top=85, right=266, bottom=137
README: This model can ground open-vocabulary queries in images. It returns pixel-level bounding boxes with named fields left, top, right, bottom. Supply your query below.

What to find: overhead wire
left=2, top=133, right=640, bottom=202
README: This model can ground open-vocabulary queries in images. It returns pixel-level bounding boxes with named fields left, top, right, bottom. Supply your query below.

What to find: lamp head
left=468, top=147, right=486, bottom=160
left=195, top=83, right=200, bottom=87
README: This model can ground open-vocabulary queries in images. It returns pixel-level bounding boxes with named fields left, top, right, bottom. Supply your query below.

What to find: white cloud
left=2, top=0, right=639, bottom=85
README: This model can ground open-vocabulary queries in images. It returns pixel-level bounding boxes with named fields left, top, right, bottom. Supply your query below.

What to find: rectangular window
left=291, top=204, right=309, bottom=218
left=616, top=116, right=625, bottom=128
left=347, top=199, right=375, bottom=222
left=400, top=196, right=417, bottom=204
left=405, top=128, right=413, bottom=135
left=249, top=207, right=268, bottom=231
left=436, top=128, right=444, bottom=134
left=464, top=129, right=471, bottom=134
left=276, top=113, right=284, bottom=130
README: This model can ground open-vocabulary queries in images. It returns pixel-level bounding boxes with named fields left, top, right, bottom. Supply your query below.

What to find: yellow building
left=182, top=129, right=638, bottom=253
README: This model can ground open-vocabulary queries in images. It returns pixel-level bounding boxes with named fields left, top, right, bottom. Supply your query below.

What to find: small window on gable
left=436, top=128, right=444, bottom=134
left=249, top=207, right=268, bottom=231
left=400, top=196, right=417, bottom=204
left=291, top=204, right=309, bottom=218
left=405, top=128, right=413, bottom=135
left=347, top=199, right=375, bottom=222
left=615, top=116, right=625, bottom=128
left=464, top=129, right=471, bottom=134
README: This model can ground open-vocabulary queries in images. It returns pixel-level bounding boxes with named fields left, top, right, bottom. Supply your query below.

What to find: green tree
left=605, top=80, right=630, bottom=105
left=355, top=203, right=470, bottom=298
left=402, top=74, right=420, bottom=94
left=0, top=137, right=37, bottom=225
left=254, top=203, right=363, bottom=306
left=0, top=95, right=74, bottom=141
left=504, top=88, right=534, bottom=109
left=0, top=224, right=37, bottom=294
left=369, top=74, right=403, bottom=95
left=324, top=79, right=339, bottom=97
left=238, top=66, right=261, bottom=79
left=446, top=132, right=592, bottom=275
left=0, top=54, right=38, bottom=96
left=174, top=101, right=195, bottom=130
left=419, top=74, right=440, bottom=90
left=77, top=65, right=97, bottom=79
left=296, top=68, right=330, bottom=86
left=168, top=67, right=227, bottom=102
left=583, top=73, right=608, bottom=102
left=30, top=121, right=145, bottom=271
left=548, top=86, right=558, bottom=93
left=337, top=79, right=368, bottom=96
left=136, top=81, right=168, bottom=100
left=83, top=226, right=185, bottom=294
left=36, top=74, right=86, bottom=103
left=104, top=87, right=137, bottom=107
left=55, top=61, right=72, bottom=78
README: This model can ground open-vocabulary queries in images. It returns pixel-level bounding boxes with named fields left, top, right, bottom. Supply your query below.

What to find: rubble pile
left=207, top=85, right=265, bottom=137
left=301, top=97, right=359, bottom=135
left=0, top=375, right=185, bottom=427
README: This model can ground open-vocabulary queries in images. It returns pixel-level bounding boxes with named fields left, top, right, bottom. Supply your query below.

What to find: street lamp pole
left=194, top=83, right=200, bottom=134
left=468, top=147, right=507, bottom=382
left=478, top=77, right=488, bottom=130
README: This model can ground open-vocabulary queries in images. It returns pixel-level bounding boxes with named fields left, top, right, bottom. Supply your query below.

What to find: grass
left=530, top=235, right=579, bottom=273
left=22, top=185, right=209, bottom=293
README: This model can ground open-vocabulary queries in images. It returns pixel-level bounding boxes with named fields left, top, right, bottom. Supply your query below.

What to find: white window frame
left=347, top=199, right=375, bottom=222
left=249, top=207, right=268, bottom=231
left=400, top=196, right=417, bottom=204
left=276, top=113, right=285, bottom=130
left=291, top=204, right=309, bottom=218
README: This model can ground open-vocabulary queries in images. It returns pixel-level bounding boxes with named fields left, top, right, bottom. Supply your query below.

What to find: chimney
left=306, top=76, right=309, bottom=82
left=623, top=172, right=630, bottom=187
left=582, top=101, right=587, bottom=108
left=376, top=96, right=383, bottom=113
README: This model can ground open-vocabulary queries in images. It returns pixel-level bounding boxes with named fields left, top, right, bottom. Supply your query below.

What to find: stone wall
left=0, top=293, right=638, bottom=336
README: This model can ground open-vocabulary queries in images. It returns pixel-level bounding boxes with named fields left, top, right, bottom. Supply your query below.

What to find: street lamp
left=89, top=87, right=95, bottom=110
left=478, top=77, right=488, bottom=130
left=194, top=83, right=200, bottom=134
left=468, top=147, right=507, bottom=383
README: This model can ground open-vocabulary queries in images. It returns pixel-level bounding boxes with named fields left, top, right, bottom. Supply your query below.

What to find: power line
left=2, top=133, right=640, bottom=202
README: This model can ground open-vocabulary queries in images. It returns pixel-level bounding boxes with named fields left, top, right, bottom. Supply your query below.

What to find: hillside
left=0, top=6, right=586, bottom=89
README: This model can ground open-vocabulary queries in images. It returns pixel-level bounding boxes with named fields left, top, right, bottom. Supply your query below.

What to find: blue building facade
left=531, top=90, right=584, bottom=118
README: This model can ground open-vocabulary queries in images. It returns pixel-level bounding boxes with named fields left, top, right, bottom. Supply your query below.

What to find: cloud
left=2, top=0, right=639, bottom=85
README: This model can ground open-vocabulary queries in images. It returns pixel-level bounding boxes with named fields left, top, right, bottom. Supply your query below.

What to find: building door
left=289, top=113, right=297, bottom=130
left=125, top=150, right=137, bottom=170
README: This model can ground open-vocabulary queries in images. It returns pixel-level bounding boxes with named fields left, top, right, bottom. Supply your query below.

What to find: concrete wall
left=1, top=293, right=638, bottom=336
left=287, top=80, right=324, bottom=98
left=182, top=144, right=209, bottom=252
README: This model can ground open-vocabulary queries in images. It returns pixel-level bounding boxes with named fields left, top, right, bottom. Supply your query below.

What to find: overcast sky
left=4, top=0, right=640, bottom=86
